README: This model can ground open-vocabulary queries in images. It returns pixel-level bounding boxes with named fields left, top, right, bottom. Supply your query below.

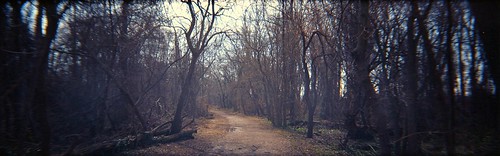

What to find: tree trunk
left=32, top=2, right=62, bottom=155
left=416, top=1, right=447, bottom=130
left=345, top=0, right=373, bottom=140
left=172, top=0, right=219, bottom=134
left=445, top=2, right=456, bottom=155
left=404, top=1, right=421, bottom=154
left=301, top=32, right=313, bottom=138
left=75, top=129, right=197, bottom=155
left=171, top=52, right=200, bottom=134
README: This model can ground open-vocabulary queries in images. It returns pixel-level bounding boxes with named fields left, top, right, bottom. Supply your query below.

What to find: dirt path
left=124, top=107, right=336, bottom=155
left=204, top=108, right=294, bottom=155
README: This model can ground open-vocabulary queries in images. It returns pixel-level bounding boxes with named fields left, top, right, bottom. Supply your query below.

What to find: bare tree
left=344, top=0, right=375, bottom=140
left=171, top=0, right=224, bottom=134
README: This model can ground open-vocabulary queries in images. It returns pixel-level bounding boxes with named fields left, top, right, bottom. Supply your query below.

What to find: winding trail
left=124, top=107, right=333, bottom=155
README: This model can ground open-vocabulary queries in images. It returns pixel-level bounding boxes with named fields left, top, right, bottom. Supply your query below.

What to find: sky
left=165, top=1, right=255, bottom=32
left=163, top=1, right=267, bottom=68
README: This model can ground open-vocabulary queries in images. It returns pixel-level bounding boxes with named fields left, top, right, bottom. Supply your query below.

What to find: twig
left=181, top=118, right=195, bottom=130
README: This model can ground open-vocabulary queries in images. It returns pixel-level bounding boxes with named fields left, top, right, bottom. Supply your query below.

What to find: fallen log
left=72, top=129, right=197, bottom=155
left=151, top=120, right=174, bottom=135
left=154, top=129, right=197, bottom=143
left=151, top=116, right=195, bottom=136
left=150, top=114, right=190, bottom=136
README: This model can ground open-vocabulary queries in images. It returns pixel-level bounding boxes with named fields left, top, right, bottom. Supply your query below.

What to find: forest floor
left=123, top=107, right=344, bottom=155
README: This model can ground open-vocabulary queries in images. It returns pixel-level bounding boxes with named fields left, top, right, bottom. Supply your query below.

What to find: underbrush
left=288, top=120, right=500, bottom=155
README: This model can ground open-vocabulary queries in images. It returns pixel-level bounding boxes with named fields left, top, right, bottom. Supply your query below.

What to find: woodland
left=0, top=0, right=499, bottom=155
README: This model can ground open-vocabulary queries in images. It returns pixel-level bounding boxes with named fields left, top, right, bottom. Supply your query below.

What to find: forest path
left=123, top=107, right=333, bottom=155
left=203, top=108, right=294, bottom=155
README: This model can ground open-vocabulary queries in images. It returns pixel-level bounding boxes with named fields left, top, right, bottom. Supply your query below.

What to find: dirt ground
left=124, top=107, right=342, bottom=155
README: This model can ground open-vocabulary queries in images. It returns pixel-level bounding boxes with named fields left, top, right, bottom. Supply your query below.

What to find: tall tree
left=345, top=0, right=374, bottom=139
left=405, top=1, right=421, bottom=154
left=32, top=1, right=67, bottom=154
left=171, top=0, right=223, bottom=134
left=445, top=1, right=456, bottom=155
left=300, top=31, right=319, bottom=138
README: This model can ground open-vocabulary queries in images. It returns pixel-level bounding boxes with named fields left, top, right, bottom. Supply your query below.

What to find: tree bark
left=345, top=0, right=374, bottom=140
left=445, top=1, right=456, bottom=155
left=404, top=1, right=421, bottom=154
left=32, top=1, right=63, bottom=155
left=301, top=32, right=313, bottom=138
left=171, top=52, right=200, bottom=134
